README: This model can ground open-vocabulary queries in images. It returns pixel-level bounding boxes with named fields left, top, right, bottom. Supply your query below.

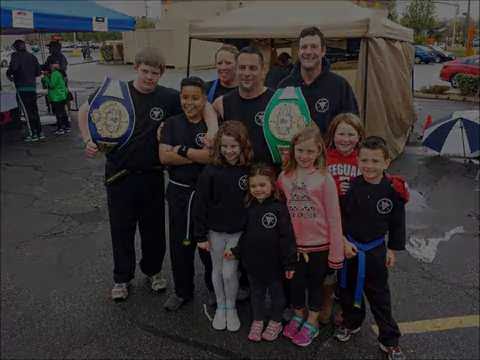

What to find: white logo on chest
left=254, top=111, right=265, bottom=126
left=149, top=107, right=164, bottom=121
left=315, top=98, right=329, bottom=113
left=261, top=212, right=277, bottom=229
left=376, top=198, right=393, bottom=214
left=238, top=175, right=248, bottom=191
left=195, top=132, right=206, bottom=147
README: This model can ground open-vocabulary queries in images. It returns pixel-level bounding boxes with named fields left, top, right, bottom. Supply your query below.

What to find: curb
left=414, top=91, right=479, bottom=103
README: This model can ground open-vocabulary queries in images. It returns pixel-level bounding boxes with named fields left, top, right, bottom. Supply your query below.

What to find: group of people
left=6, top=39, right=70, bottom=140
left=77, top=26, right=407, bottom=360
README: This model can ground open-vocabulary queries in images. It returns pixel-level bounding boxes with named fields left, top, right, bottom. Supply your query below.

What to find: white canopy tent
left=189, top=1, right=416, bottom=158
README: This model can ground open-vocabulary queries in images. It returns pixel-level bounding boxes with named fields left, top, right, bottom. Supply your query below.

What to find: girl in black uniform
left=194, top=121, right=252, bottom=332
left=228, top=164, right=297, bottom=342
left=159, top=77, right=215, bottom=311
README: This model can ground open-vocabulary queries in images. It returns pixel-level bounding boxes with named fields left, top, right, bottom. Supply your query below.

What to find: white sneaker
left=212, top=307, right=226, bottom=330
left=226, top=307, right=241, bottom=332
left=150, top=272, right=167, bottom=291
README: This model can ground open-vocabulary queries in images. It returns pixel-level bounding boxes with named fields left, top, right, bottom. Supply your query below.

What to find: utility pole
left=464, top=0, right=471, bottom=46
left=433, top=1, right=460, bottom=48
left=144, top=0, right=149, bottom=18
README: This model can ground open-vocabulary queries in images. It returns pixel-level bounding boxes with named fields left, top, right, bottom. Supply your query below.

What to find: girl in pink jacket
left=277, top=125, right=344, bottom=347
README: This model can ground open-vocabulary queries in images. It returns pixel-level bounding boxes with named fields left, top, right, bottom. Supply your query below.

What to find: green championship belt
left=263, top=86, right=312, bottom=164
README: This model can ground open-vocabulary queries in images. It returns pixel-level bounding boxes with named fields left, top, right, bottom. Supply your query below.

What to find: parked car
left=414, top=45, right=436, bottom=64
left=428, top=46, right=455, bottom=62
left=439, top=55, right=480, bottom=88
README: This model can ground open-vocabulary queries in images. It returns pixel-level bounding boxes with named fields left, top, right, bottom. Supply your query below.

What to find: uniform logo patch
left=195, top=133, right=206, bottom=147
left=261, top=212, right=277, bottom=229
left=238, top=175, right=248, bottom=191
left=377, top=198, right=393, bottom=214
left=149, top=107, right=164, bottom=121
left=254, top=111, right=265, bottom=126
left=314, top=98, right=329, bottom=113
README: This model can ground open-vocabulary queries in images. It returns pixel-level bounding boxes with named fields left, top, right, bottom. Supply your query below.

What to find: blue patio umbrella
left=422, top=110, right=479, bottom=158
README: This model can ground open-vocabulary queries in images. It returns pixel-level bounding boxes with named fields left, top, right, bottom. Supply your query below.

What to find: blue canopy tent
left=1, top=0, right=135, bottom=34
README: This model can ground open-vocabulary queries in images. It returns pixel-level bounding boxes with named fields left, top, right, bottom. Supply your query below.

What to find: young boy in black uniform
left=159, top=76, right=215, bottom=311
left=335, top=136, right=406, bottom=360
left=78, top=48, right=182, bottom=301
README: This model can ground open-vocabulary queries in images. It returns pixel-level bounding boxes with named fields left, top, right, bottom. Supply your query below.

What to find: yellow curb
left=371, top=315, right=480, bottom=335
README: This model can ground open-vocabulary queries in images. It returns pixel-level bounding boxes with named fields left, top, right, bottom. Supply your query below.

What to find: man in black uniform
left=278, top=26, right=358, bottom=134
left=7, top=39, right=43, bottom=141
left=78, top=48, right=182, bottom=301
left=335, top=136, right=406, bottom=360
left=213, top=46, right=275, bottom=166
left=159, top=77, right=214, bottom=311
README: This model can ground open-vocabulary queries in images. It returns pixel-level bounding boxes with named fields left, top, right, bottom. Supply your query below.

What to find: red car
left=440, top=55, right=479, bottom=88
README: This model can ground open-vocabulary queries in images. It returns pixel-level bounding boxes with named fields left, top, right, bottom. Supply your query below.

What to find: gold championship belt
left=88, top=77, right=135, bottom=152
left=263, top=87, right=312, bottom=165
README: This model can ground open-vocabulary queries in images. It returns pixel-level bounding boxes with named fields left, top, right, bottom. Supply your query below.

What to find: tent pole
left=186, top=37, right=192, bottom=77
left=362, top=38, right=369, bottom=124
left=460, top=120, right=467, bottom=162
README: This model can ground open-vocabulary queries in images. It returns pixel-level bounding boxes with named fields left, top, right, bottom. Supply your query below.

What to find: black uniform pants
left=290, top=251, right=329, bottom=312
left=249, top=275, right=285, bottom=322
left=166, top=183, right=213, bottom=299
left=51, top=100, right=69, bottom=129
left=339, top=245, right=401, bottom=347
left=17, top=91, right=41, bottom=136
left=106, top=172, right=166, bottom=283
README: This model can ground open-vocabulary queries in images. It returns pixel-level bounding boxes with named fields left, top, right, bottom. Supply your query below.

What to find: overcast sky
left=97, top=0, right=479, bottom=21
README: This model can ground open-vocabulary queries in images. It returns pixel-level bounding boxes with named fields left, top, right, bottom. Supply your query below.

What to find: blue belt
left=340, top=235, right=385, bottom=308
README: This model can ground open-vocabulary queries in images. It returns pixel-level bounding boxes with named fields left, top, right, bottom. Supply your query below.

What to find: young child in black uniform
left=334, top=136, right=407, bottom=360
left=228, top=164, right=297, bottom=342
left=194, top=120, right=253, bottom=332
left=159, top=76, right=215, bottom=311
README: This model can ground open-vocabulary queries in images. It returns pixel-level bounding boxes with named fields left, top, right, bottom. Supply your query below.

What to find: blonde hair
left=325, top=113, right=364, bottom=149
left=284, top=125, right=327, bottom=174
left=215, top=44, right=239, bottom=62
left=211, top=121, right=253, bottom=166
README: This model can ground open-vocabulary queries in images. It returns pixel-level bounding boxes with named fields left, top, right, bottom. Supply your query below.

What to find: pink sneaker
left=261, top=320, right=283, bottom=341
left=248, top=320, right=264, bottom=342
left=283, top=315, right=304, bottom=339
left=291, top=322, right=319, bottom=347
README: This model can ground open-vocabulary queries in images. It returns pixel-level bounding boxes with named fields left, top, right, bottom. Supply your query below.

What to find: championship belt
left=263, top=86, right=312, bottom=165
left=88, top=77, right=135, bottom=152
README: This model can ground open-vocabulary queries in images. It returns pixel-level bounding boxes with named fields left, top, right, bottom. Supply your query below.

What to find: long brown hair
left=211, top=120, right=253, bottom=166
left=325, top=113, right=365, bottom=149
left=284, top=125, right=327, bottom=175
left=245, top=163, right=280, bottom=207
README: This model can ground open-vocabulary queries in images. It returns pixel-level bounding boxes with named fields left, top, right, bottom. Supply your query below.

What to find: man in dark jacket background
left=278, top=26, right=358, bottom=134
left=7, top=39, right=43, bottom=141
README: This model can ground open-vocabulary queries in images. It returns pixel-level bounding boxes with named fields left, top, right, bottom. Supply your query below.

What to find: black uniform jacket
left=342, top=175, right=406, bottom=251
left=232, top=197, right=297, bottom=283
left=6, top=50, right=41, bottom=89
left=278, top=58, right=358, bottom=134
left=193, top=164, right=249, bottom=242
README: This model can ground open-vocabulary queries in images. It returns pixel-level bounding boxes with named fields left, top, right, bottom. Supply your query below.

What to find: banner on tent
left=93, top=17, right=108, bottom=32
left=12, top=10, right=33, bottom=29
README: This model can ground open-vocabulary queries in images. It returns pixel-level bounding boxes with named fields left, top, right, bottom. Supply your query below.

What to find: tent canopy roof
left=190, top=1, right=413, bottom=43
left=1, top=0, right=135, bottom=34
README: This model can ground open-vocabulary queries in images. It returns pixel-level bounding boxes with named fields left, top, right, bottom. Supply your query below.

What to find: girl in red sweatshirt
left=277, top=125, right=344, bottom=347
left=320, top=113, right=365, bottom=324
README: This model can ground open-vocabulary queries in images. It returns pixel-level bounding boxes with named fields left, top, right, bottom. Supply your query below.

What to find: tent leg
left=362, top=39, right=369, bottom=124
left=460, top=121, right=467, bottom=162
left=186, top=37, right=192, bottom=77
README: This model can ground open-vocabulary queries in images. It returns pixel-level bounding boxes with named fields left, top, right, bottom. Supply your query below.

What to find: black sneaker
left=334, top=325, right=361, bottom=342
left=379, top=343, right=406, bottom=360
left=164, top=294, right=188, bottom=311
left=54, top=129, right=65, bottom=135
